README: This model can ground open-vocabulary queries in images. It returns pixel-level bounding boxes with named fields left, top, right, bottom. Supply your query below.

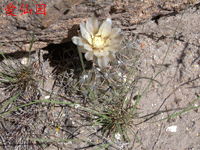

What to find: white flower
left=72, top=15, right=123, bottom=68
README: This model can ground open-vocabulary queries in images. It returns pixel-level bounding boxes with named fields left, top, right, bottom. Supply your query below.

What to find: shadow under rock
left=42, top=25, right=93, bottom=75
left=0, top=50, right=36, bottom=62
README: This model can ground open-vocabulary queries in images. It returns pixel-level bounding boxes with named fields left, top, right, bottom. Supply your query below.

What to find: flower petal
left=112, top=33, right=123, bottom=43
left=72, top=36, right=87, bottom=46
left=96, top=17, right=112, bottom=38
left=109, top=27, right=121, bottom=38
left=86, top=15, right=99, bottom=36
left=80, top=21, right=92, bottom=45
left=104, top=45, right=121, bottom=52
left=94, top=50, right=109, bottom=57
left=104, top=38, right=112, bottom=46
left=97, top=56, right=109, bottom=68
left=85, top=51, right=94, bottom=61
left=86, top=18, right=94, bottom=36
left=78, top=46, right=87, bottom=53
left=91, top=15, right=99, bottom=34
left=84, top=44, right=93, bottom=51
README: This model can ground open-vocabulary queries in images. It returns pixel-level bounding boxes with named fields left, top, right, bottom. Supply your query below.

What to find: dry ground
left=0, top=0, right=200, bottom=150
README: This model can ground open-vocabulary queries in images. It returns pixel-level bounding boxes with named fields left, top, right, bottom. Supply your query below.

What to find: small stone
left=45, top=95, right=50, bottom=99
left=21, top=57, right=29, bottom=65
left=75, top=104, right=80, bottom=109
left=118, top=72, right=122, bottom=76
left=82, top=75, right=88, bottom=80
left=141, top=41, right=146, bottom=48
left=115, top=133, right=121, bottom=140
left=166, top=126, right=177, bottom=132
left=96, top=68, right=101, bottom=71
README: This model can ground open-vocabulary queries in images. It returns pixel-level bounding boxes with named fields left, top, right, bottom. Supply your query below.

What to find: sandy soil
left=0, top=0, right=200, bottom=150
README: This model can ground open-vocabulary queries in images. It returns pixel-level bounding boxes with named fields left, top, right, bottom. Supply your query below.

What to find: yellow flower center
left=92, top=36, right=104, bottom=49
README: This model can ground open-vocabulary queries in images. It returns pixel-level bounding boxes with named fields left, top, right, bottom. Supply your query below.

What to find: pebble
left=166, top=126, right=177, bottom=132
